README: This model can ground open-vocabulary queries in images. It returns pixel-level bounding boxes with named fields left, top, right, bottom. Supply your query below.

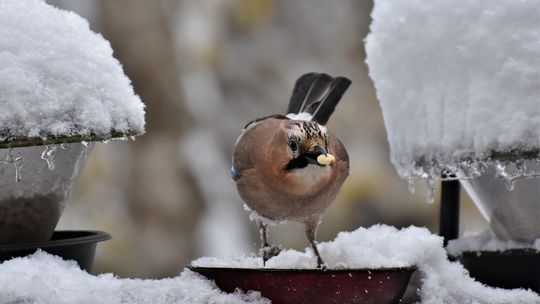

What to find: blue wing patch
left=230, top=165, right=241, bottom=182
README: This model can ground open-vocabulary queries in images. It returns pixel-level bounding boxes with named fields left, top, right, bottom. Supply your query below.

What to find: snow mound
left=0, top=0, right=145, bottom=145
left=447, top=230, right=540, bottom=257
left=0, top=251, right=269, bottom=304
left=194, top=225, right=540, bottom=303
left=365, top=0, right=540, bottom=181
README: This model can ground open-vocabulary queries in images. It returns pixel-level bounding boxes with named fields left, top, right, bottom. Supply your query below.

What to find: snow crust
left=0, top=0, right=145, bottom=143
left=194, top=225, right=540, bottom=303
left=365, top=0, right=540, bottom=181
left=0, top=251, right=269, bottom=304
left=447, top=230, right=540, bottom=257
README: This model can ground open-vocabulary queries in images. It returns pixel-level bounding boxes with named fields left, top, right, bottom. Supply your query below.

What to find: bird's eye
left=289, top=141, right=298, bottom=152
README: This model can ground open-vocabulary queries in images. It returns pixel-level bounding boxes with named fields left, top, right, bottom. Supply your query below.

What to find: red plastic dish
left=189, top=266, right=416, bottom=304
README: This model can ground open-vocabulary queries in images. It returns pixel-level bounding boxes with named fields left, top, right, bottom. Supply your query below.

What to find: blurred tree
left=98, top=0, right=203, bottom=278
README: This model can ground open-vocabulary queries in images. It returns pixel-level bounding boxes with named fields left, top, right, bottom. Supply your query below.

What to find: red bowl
left=189, top=266, right=416, bottom=304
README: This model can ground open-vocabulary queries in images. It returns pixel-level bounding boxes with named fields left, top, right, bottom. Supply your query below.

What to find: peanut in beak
left=317, top=153, right=335, bottom=165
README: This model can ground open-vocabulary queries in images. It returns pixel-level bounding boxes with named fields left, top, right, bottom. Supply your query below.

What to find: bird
left=231, top=72, right=351, bottom=268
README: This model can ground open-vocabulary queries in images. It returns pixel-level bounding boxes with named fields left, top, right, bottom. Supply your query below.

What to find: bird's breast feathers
left=283, top=164, right=333, bottom=191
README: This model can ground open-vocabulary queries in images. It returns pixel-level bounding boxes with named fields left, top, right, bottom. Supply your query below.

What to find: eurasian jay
left=231, top=73, right=351, bottom=268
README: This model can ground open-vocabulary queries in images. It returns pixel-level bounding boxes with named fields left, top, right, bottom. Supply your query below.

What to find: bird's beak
left=303, top=145, right=330, bottom=166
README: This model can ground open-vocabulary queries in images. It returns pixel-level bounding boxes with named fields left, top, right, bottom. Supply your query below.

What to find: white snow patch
left=447, top=230, right=540, bottom=257
left=365, top=0, right=540, bottom=181
left=0, top=0, right=145, bottom=142
left=286, top=112, right=313, bottom=121
left=0, top=251, right=269, bottom=304
left=193, top=225, right=540, bottom=303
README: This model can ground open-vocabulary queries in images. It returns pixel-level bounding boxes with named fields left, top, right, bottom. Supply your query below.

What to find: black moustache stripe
left=284, top=156, right=309, bottom=171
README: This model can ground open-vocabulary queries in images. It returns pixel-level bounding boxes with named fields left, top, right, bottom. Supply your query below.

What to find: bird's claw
left=317, top=261, right=327, bottom=270
left=260, top=245, right=282, bottom=265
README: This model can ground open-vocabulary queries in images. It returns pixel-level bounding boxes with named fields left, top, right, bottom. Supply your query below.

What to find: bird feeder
left=365, top=0, right=540, bottom=291
left=0, top=1, right=145, bottom=271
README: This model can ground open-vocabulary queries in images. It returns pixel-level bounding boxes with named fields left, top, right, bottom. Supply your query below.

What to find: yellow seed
left=317, top=153, right=335, bottom=165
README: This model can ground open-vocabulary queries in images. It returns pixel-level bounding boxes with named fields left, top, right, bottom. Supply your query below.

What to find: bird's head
left=282, top=120, right=334, bottom=171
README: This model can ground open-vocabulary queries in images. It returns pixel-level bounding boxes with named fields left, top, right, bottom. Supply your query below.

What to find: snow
left=194, top=225, right=540, bottom=303
left=447, top=230, right=540, bottom=257
left=0, top=251, right=269, bottom=304
left=0, top=0, right=145, bottom=144
left=365, top=0, right=540, bottom=181
left=1, top=226, right=539, bottom=303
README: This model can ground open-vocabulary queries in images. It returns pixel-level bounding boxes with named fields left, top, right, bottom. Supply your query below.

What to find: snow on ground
left=0, top=251, right=269, bottom=304
left=195, top=225, right=540, bottom=304
left=365, top=0, right=540, bottom=181
left=447, top=230, right=540, bottom=257
left=0, top=0, right=145, bottom=142
left=1, top=225, right=539, bottom=303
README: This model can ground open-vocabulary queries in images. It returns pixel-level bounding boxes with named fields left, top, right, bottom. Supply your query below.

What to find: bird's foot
left=260, top=244, right=282, bottom=265
left=316, top=260, right=327, bottom=270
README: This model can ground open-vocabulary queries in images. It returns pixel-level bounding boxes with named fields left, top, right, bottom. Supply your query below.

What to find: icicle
left=41, top=145, right=58, bottom=170
left=426, top=177, right=435, bottom=204
left=506, top=179, right=516, bottom=191
left=494, top=161, right=515, bottom=191
left=13, top=156, right=22, bottom=182
left=407, top=178, right=415, bottom=194
left=1, top=148, right=23, bottom=182
left=515, top=159, right=525, bottom=175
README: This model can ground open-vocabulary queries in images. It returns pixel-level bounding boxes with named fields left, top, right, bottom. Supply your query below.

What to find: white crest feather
left=286, top=112, right=313, bottom=121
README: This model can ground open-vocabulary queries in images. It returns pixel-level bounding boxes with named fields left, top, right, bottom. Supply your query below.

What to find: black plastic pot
left=456, top=249, right=540, bottom=292
left=0, top=230, right=111, bottom=272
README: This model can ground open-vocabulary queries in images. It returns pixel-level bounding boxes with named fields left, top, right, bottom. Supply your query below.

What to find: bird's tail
left=286, top=73, right=351, bottom=125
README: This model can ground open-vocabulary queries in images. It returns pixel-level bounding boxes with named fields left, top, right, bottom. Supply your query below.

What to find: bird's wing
left=233, top=118, right=286, bottom=182
left=287, top=73, right=351, bottom=125
left=243, top=114, right=288, bottom=130
left=328, top=132, right=350, bottom=173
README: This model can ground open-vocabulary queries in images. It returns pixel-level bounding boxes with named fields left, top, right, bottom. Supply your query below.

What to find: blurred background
left=46, top=0, right=485, bottom=278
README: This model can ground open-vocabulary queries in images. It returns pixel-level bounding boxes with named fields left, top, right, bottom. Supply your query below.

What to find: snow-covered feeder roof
left=0, top=0, right=145, bottom=148
left=365, top=0, right=540, bottom=181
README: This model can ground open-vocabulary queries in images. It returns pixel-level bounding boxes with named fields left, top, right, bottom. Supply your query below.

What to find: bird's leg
left=258, top=220, right=281, bottom=265
left=305, top=217, right=325, bottom=269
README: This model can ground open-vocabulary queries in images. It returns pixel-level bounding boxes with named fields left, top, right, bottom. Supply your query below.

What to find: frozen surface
left=365, top=0, right=540, bottom=181
left=194, top=225, right=540, bottom=303
left=447, top=230, right=540, bottom=257
left=0, top=0, right=145, bottom=143
left=0, top=251, right=269, bottom=304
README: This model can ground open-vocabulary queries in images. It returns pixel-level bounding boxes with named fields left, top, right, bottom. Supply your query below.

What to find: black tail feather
left=287, top=73, right=351, bottom=125
left=287, top=73, right=332, bottom=114
left=312, top=77, right=351, bottom=125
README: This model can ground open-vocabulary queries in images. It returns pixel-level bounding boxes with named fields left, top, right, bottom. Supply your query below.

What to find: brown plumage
left=231, top=73, right=351, bottom=267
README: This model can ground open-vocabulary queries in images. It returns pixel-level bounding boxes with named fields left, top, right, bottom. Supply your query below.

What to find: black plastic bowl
left=0, top=230, right=111, bottom=272
left=456, top=249, right=540, bottom=292
left=189, top=266, right=416, bottom=304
